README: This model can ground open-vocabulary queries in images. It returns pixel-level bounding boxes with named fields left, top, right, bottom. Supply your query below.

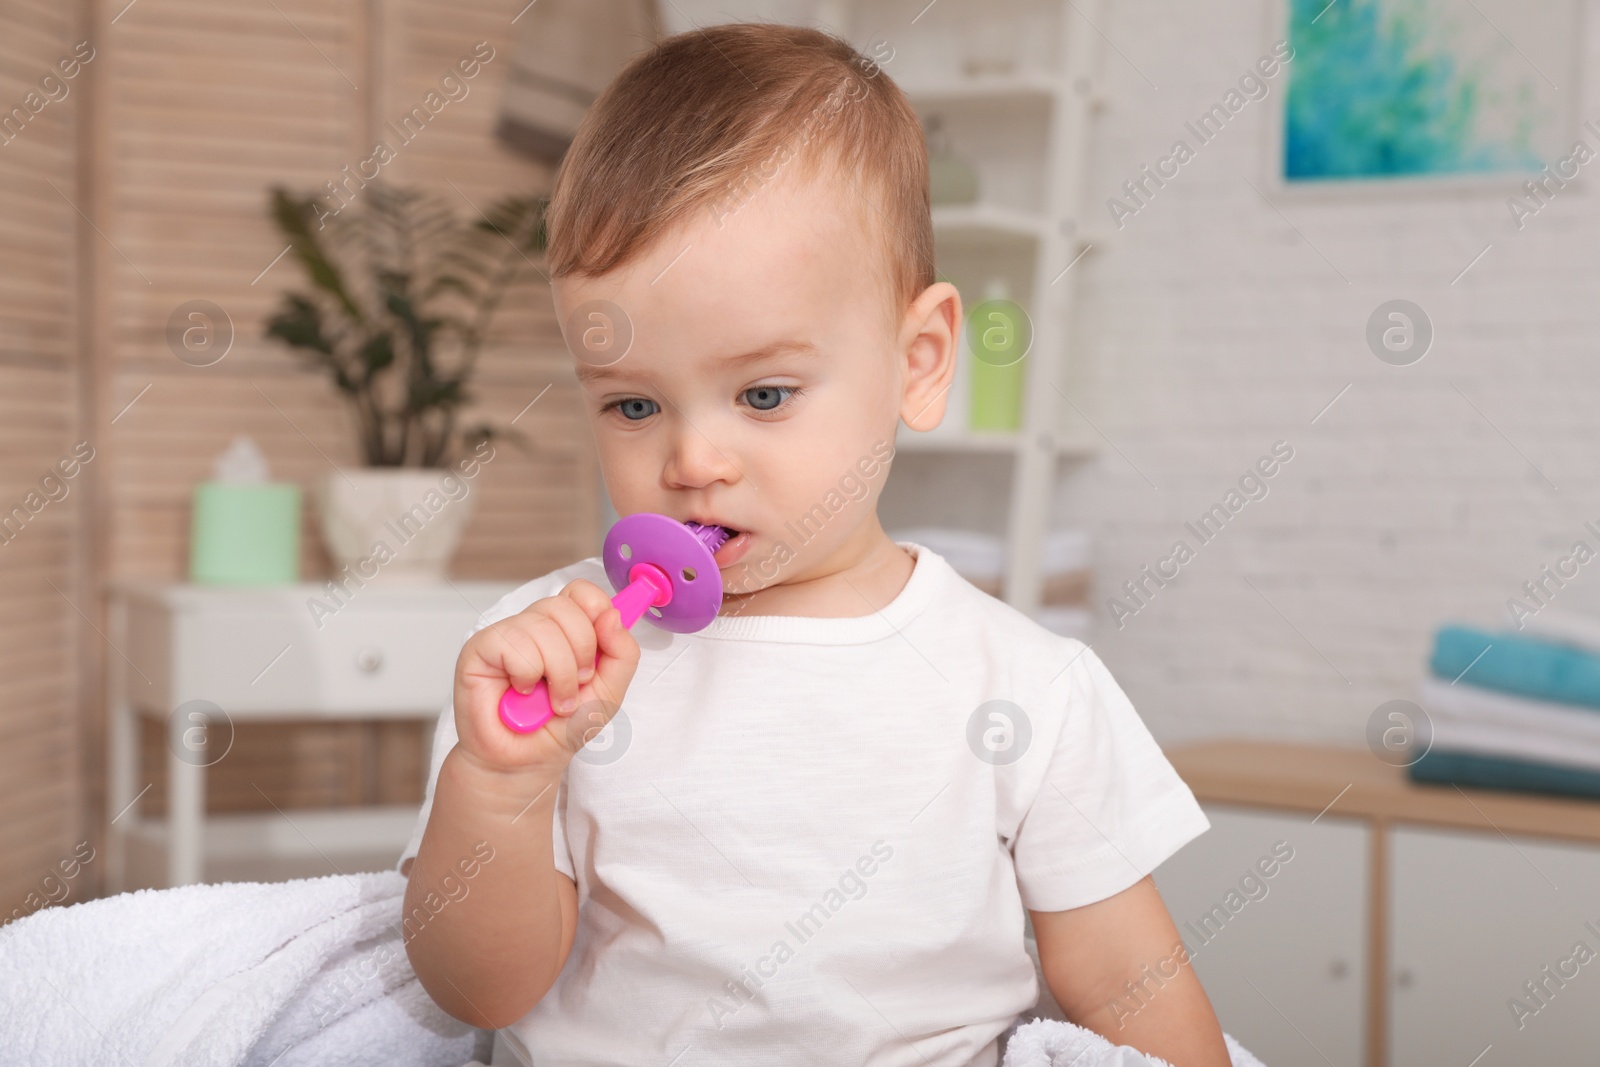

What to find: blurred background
left=5, top=0, right=1600, bottom=1062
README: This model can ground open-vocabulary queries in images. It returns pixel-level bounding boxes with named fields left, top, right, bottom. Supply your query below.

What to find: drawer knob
left=356, top=647, right=384, bottom=673
left=1395, top=967, right=1415, bottom=989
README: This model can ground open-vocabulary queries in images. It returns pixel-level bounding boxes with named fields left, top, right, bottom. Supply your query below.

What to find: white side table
left=105, top=578, right=518, bottom=889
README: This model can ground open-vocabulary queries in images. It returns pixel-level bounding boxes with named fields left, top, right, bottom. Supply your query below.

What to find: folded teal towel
left=1430, top=624, right=1600, bottom=711
left=1409, top=747, right=1600, bottom=802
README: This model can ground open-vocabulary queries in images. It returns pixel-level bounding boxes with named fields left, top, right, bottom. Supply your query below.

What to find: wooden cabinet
left=1152, top=804, right=1368, bottom=1067
left=1155, top=807, right=1600, bottom=1067
left=1168, top=740, right=1600, bottom=1067
left=1389, top=826, right=1600, bottom=1065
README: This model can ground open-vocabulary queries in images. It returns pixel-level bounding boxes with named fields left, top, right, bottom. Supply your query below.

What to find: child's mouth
left=683, top=520, right=750, bottom=567
left=711, top=528, right=750, bottom=567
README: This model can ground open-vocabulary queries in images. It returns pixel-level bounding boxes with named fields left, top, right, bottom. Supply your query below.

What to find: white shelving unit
left=818, top=0, right=1107, bottom=619
left=648, top=0, right=1109, bottom=621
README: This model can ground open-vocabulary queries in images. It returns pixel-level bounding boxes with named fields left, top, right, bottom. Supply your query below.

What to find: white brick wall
left=657, top=0, right=1600, bottom=747
left=1065, top=0, right=1600, bottom=745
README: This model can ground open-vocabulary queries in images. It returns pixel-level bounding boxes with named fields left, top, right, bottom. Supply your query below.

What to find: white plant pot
left=316, top=467, right=476, bottom=585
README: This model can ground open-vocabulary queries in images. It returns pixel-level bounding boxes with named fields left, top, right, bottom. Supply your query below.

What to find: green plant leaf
left=268, top=186, right=365, bottom=323
left=464, top=420, right=535, bottom=456
left=360, top=333, right=395, bottom=381
left=264, top=294, right=333, bottom=354
left=410, top=378, right=464, bottom=409
left=262, top=182, right=550, bottom=468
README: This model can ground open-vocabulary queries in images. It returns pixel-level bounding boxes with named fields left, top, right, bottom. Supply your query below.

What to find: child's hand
left=452, top=579, right=641, bottom=779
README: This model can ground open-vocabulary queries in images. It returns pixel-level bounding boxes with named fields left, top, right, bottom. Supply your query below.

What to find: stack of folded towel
left=1413, top=609, right=1600, bottom=799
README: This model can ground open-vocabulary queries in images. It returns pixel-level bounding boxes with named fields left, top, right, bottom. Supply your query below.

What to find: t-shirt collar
left=677, top=541, right=945, bottom=645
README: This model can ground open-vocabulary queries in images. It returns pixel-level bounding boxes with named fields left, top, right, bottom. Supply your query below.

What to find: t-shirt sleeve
left=1009, top=643, right=1210, bottom=913
left=395, top=636, right=575, bottom=883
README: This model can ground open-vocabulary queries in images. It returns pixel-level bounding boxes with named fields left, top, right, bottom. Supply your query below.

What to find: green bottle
left=968, top=278, right=1026, bottom=432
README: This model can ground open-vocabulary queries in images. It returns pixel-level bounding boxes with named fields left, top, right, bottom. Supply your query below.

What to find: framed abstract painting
left=1267, top=0, right=1583, bottom=193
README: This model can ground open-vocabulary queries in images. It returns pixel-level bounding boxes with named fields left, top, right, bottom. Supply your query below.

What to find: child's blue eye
left=608, top=397, right=660, bottom=421
left=602, top=386, right=799, bottom=421
left=742, top=385, right=795, bottom=411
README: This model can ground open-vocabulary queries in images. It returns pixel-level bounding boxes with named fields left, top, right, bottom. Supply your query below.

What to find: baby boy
left=399, top=21, right=1229, bottom=1067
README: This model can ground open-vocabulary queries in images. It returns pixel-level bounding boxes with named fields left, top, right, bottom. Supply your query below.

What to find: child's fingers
left=453, top=585, right=639, bottom=761
left=588, top=605, right=641, bottom=707
left=474, top=595, right=593, bottom=710
left=557, top=607, right=637, bottom=755
left=525, top=612, right=582, bottom=716
left=560, top=580, right=637, bottom=697
left=553, top=583, right=608, bottom=681
left=559, top=579, right=616, bottom=634
left=462, top=616, right=545, bottom=696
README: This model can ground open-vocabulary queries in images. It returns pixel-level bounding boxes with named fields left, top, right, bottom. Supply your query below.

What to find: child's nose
left=662, top=422, right=740, bottom=489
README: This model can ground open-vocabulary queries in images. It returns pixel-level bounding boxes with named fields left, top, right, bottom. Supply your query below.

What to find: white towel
left=0, top=868, right=491, bottom=1067
left=0, top=866, right=1268, bottom=1067
left=999, top=1016, right=1268, bottom=1067
left=1417, top=676, right=1600, bottom=771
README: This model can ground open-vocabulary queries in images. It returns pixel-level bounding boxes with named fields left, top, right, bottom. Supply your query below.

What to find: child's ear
left=897, top=281, right=962, bottom=432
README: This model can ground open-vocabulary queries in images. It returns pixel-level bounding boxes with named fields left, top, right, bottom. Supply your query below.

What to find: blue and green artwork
left=1283, top=0, right=1568, bottom=181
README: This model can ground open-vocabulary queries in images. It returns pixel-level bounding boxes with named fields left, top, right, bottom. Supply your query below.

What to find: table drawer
left=129, top=597, right=488, bottom=714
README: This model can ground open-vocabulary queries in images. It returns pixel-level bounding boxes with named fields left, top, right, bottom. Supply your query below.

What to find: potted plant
left=263, top=182, right=545, bottom=582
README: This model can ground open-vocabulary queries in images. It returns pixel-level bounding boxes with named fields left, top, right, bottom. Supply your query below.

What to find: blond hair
left=546, top=23, right=933, bottom=332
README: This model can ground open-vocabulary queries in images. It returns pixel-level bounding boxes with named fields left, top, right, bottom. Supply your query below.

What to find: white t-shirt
left=398, top=542, right=1209, bottom=1066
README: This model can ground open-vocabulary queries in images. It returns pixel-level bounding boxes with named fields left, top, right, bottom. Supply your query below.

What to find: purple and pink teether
left=498, top=512, right=731, bottom=734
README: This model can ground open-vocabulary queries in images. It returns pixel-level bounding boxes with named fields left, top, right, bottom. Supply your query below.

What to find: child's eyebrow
left=574, top=338, right=819, bottom=384
left=720, top=339, right=819, bottom=367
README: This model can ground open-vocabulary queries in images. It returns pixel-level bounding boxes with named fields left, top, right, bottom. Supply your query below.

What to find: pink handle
left=498, top=563, right=673, bottom=733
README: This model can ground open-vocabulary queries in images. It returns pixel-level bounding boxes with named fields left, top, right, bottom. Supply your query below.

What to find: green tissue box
left=189, top=482, right=301, bottom=585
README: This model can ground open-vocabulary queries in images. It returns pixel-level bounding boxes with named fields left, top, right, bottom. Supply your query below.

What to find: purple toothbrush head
left=602, top=512, right=729, bottom=633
